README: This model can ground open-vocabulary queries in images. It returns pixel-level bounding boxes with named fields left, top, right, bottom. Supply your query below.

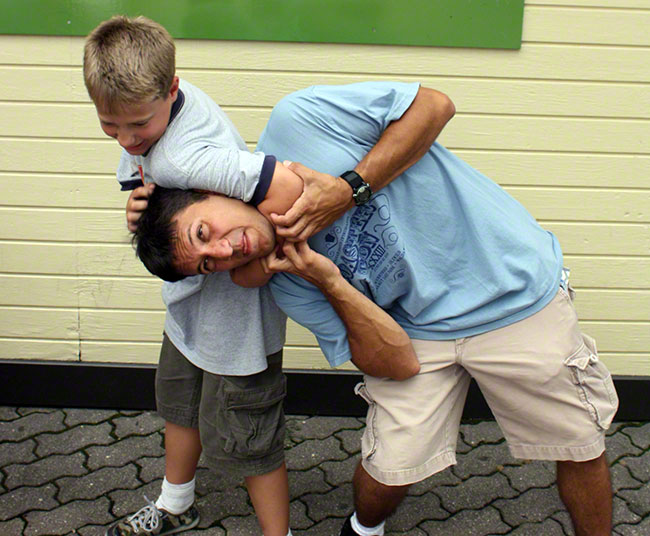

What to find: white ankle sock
left=286, top=531, right=292, bottom=536
left=351, top=512, right=385, bottom=536
left=156, top=477, right=195, bottom=515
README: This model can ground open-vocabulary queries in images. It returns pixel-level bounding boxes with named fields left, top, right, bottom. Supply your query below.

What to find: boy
left=84, top=15, right=291, bottom=536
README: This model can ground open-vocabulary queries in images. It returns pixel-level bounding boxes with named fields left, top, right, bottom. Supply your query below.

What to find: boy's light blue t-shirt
left=257, top=82, right=563, bottom=367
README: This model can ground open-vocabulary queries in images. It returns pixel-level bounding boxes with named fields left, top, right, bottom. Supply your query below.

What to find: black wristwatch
left=340, top=170, right=372, bottom=205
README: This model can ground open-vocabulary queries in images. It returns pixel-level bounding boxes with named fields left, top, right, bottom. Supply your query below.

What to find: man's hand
left=125, top=183, right=155, bottom=232
left=270, top=162, right=353, bottom=242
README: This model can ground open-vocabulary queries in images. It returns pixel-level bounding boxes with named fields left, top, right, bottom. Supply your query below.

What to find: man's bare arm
left=262, top=241, right=420, bottom=380
left=272, top=87, right=456, bottom=241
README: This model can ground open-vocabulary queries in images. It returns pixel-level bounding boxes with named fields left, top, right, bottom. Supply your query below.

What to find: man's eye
left=202, top=258, right=210, bottom=271
left=197, top=225, right=204, bottom=239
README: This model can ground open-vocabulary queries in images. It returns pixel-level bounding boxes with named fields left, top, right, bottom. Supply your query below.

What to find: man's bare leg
left=556, top=452, right=612, bottom=536
left=352, top=463, right=410, bottom=528
left=164, top=421, right=202, bottom=483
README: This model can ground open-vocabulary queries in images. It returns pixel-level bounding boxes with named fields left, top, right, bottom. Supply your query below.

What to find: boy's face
left=172, top=194, right=276, bottom=276
left=96, top=77, right=179, bottom=155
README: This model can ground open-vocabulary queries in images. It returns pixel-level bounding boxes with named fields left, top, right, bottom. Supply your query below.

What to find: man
left=135, top=82, right=618, bottom=536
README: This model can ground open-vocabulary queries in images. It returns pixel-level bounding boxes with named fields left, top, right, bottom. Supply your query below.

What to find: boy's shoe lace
left=105, top=496, right=200, bottom=536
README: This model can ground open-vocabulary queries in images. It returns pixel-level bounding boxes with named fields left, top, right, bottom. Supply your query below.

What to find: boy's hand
left=270, top=162, right=353, bottom=242
left=125, top=183, right=155, bottom=232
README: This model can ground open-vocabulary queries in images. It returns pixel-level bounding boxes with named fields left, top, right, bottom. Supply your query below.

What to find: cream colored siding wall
left=1, top=0, right=648, bottom=374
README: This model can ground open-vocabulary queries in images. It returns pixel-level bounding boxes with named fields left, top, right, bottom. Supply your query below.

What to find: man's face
left=96, top=77, right=179, bottom=156
left=173, top=194, right=276, bottom=276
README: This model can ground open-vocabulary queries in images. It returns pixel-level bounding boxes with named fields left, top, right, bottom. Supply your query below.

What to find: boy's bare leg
left=164, top=421, right=202, bottom=484
left=245, top=463, right=290, bottom=536
left=556, top=452, right=612, bottom=536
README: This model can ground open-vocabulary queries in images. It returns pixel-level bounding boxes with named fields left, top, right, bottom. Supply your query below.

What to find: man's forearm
left=355, top=87, right=455, bottom=192
left=317, top=274, right=419, bottom=380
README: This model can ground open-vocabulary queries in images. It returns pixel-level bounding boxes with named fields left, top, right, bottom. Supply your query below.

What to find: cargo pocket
left=564, top=334, right=618, bottom=431
left=355, top=382, right=378, bottom=459
left=220, top=375, right=287, bottom=459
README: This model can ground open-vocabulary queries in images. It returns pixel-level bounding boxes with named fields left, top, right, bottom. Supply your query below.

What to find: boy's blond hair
left=83, top=15, right=176, bottom=112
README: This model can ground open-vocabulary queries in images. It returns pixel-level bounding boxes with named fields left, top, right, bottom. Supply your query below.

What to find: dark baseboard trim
left=1, top=360, right=647, bottom=421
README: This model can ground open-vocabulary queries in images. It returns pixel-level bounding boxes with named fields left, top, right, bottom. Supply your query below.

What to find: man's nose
left=209, top=239, right=233, bottom=260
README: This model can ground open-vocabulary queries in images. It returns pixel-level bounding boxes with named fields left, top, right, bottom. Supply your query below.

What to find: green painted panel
left=3, top=0, right=524, bottom=49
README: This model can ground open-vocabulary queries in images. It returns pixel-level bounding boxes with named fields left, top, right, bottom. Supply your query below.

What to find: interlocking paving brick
left=419, top=506, right=511, bottom=535
left=335, top=428, right=362, bottom=454
left=0, top=411, right=65, bottom=441
left=492, top=487, right=564, bottom=527
left=506, top=518, right=566, bottom=535
left=620, top=451, right=650, bottom=482
left=108, top=480, right=162, bottom=519
left=289, top=467, right=331, bottom=497
left=0, top=438, right=36, bottom=467
left=320, top=456, right=360, bottom=487
left=221, top=514, right=263, bottom=535
left=618, top=481, right=650, bottom=517
left=63, top=409, right=119, bottom=427
left=0, top=518, right=25, bottom=535
left=195, top=487, right=250, bottom=527
left=57, top=464, right=140, bottom=502
left=611, top=463, right=645, bottom=492
left=613, top=496, right=642, bottom=525
left=286, top=416, right=363, bottom=442
left=453, top=442, right=520, bottom=479
left=87, top=433, right=164, bottom=470
left=0, top=483, right=58, bottom=520
left=23, top=497, right=113, bottom=536
left=300, top=483, right=354, bottom=522
left=460, top=421, right=505, bottom=446
left=622, top=422, right=650, bottom=450
left=35, top=421, right=114, bottom=457
left=386, top=492, right=449, bottom=532
left=17, top=407, right=58, bottom=416
left=4, top=452, right=87, bottom=489
left=500, top=459, right=556, bottom=492
left=436, top=473, right=518, bottom=512
left=286, top=437, right=348, bottom=471
left=288, top=498, right=312, bottom=530
left=136, top=455, right=166, bottom=484
left=0, top=407, right=20, bottom=420
left=607, top=431, right=644, bottom=463
left=113, top=411, right=164, bottom=439
left=408, top=467, right=462, bottom=495
left=615, top=516, right=650, bottom=536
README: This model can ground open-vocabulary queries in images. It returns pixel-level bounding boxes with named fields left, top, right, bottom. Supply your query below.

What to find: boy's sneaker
left=105, top=496, right=200, bottom=536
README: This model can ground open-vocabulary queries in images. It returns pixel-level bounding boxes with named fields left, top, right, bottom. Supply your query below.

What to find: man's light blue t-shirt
left=257, top=82, right=563, bottom=367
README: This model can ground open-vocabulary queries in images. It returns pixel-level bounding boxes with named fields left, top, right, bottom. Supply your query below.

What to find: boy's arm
left=263, top=241, right=419, bottom=380
left=272, top=86, right=455, bottom=241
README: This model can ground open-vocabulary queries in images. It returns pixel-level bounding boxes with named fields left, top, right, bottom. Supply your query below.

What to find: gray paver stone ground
left=4, top=452, right=87, bottom=489
left=320, top=456, right=360, bottom=487
left=287, top=416, right=363, bottom=442
left=86, top=433, right=164, bottom=470
left=385, top=492, right=448, bottom=532
left=615, top=516, right=650, bottom=536
left=23, top=497, right=113, bottom=536
left=507, top=518, right=567, bottom=535
left=607, top=431, right=643, bottom=463
left=63, top=409, right=119, bottom=427
left=293, top=517, right=347, bottom=536
left=221, top=514, right=264, bottom=535
left=453, top=442, right=520, bottom=479
left=500, top=459, right=556, bottom=492
left=57, top=464, right=140, bottom=502
left=195, top=487, right=251, bottom=527
left=113, top=411, right=164, bottom=439
left=460, top=421, right=506, bottom=446
left=618, top=481, right=650, bottom=517
left=623, top=422, right=650, bottom=450
left=285, top=437, right=348, bottom=471
left=611, top=462, right=645, bottom=492
left=301, top=483, right=353, bottom=522
left=493, top=486, right=564, bottom=527
left=35, top=421, right=114, bottom=457
left=420, top=506, right=511, bottom=535
left=0, top=483, right=58, bottom=520
left=0, top=407, right=19, bottom=420
left=108, top=480, right=162, bottom=518
left=613, top=495, right=643, bottom=525
left=0, top=518, right=25, bottom=535
left=334, top=428, right=362, bottom=454
left=289, top=467, right=331, bottom=497
left=436, top=472, right=518, bottom=512
left=136, top=455, right=166, bottom=484
left=0, top=412, right=65, bottom=441
left=621, top=451, right=650, bottom=482
left=288, top=499, right=312, bottom=530
left=0, top=438, right=37, bottom=467
left=409, top=467, right=462, bottom=494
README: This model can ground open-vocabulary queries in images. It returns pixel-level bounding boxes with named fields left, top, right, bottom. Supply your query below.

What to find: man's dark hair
left=132, top=186, right=208, bottom=282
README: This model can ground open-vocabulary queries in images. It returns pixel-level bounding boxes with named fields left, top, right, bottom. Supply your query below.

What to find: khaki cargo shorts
left=357, top=286, right=619, bottom=486
left=156, top=334, right=286, bottom=478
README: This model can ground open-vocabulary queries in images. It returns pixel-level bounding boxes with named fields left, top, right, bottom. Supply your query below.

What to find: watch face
left=354, top=184, right=372, bottom=204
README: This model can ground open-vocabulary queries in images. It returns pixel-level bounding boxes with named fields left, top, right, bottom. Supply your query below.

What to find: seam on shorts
left=508, top=435, right=605, bottom=462
left=362, top=449, right=457, bottom=486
